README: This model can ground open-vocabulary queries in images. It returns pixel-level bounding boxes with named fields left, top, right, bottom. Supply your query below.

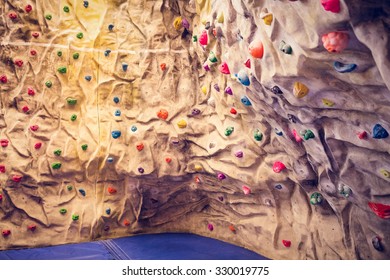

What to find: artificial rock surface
left=0, top=0, right=389, bottom=259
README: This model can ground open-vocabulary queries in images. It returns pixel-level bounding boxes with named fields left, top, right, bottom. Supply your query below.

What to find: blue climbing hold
left=241, top=96, right=252, bottom=106
left=131, top=125, right=137, bottom=132
left=113, top=96, right=120, bottom=103
left=236, top=69, right=250, bottom=86
left=104, top=49, right=111, bottom=57
left=112, top=130, right=121, bottom=139
left=83, top=1, right=89, bottom=8
left=275, top=184, right=283, bottom=190
left=122, top=63, right=128, bottom=71
left=106, top=208, right=111, bottom=215
left=107, top=157, right=114, bottom=163
left=79, top=189, right=86, bottom=196
left=274, top=128, right=283, bottom=136
left=373, top=124, right=389, bottom=139
left=114, top=109, right=121, bottom=116
left=333, top=61, right=357, bottom=73
left=85, top=75, right=92, bottom=81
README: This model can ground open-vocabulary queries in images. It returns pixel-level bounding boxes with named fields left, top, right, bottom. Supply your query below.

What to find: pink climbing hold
left=321, top=0, right=340, bottom=13
left=292, top=129, right=303, bottom=143
left=322, top=32, right=349, bottom=53
left=12, top=175, right=23, bottom=182
left=31, top=32, right=40, bottom=38
left=8, top=12, right=18, bottom=20
left=0, top=165, right=5, bottom=173
left=207, top=223, right=214, bottom=231
left=22, top=106, right=29, bottom=113
left=28, top=225, right=37, bottom=231
left=14, top=59, right=23, bottom=67
left=217, top=172, right=226, bottom=180
left=30, top=49, right=37, bottom=56
left=34, top=142, right=42, bottom=149
left=203, top=62, right=210, bottom=71
left=0, top=75, right=7, bottom=84
left=219, top=62, right=230, bottom=74
left=30, top=125, right=39, bottom=131
left=0, top=194, right=3, bottom=201
left=282, top=240, right=291, bottom=247
left=2, top=229, right=11, bottom=237
left=242, top=185, right=251, bottom=195
left=0, top=139, right=9, bottom=147
left=273, top=161, right=286, bottom=173
left=25, top=5, right=33, bottom=13
left=199, top=30, right=208, bottom=46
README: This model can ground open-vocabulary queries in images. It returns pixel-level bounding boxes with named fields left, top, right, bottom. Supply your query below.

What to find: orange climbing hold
left=136, top=143, right=144, bottom=151
left=157, top=109, right=169, bottom=120
left=107, top=186, right=117, bottom=194
left=123, top=219, right=131, bottom=226
left=322, top=32, right=349, bottom=53
left=368, top=202, right=390, bottom=219
left=248, top=40, right=264, bottom=59
left=229, top=225, right=236, bottom=233
left=165, top=157, right=172, bottom=163
left=160, top=63, right=166, bottom=71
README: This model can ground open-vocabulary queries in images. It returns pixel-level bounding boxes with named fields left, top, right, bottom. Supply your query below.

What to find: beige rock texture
left=0, top=0, right=389, bottom=259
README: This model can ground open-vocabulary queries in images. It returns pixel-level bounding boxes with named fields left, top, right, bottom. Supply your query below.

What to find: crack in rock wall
left=0, top=0, right=389, bottom=259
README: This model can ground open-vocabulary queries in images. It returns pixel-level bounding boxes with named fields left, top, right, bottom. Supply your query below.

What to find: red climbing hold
left=0, top=75, right=7, bottom=84
left=292, top=129, right=303, bottom=143
left=248, top=40, right=264, bottom=59
left=25, top=4, right=33, bottom=13
left=136, top=143, right=144, bottom=151
left=244, top=59, right=251, bottom=68
left=28, top=225, right=37, bottom=231
left=165, top=157, right=172, bottom=163
left=30, top=49, right=37, bottom=56
left=358, top=131, right=367, bottom=139
left=212, top=28, right=217, bottom=37
left=160, top=63, right=166, bottom=71
left=368, top=202, right=390, bottom=219
left=12, top=175, right=23, bottom=182
left=230, top=108, right=237, bottom=115
left=123, top=219, right=130, bottom=226
left=195, top=176, right=201, bottom=184
left=2, top=229, right=11, bottom=237
left=219, top=62, right=230, bottom=74
left=0, top=139, right=9, bottom=147
left=9, top=12, right=18, bottom=20
left=30, top=125, right=39, bottom=131
left=107, top=187, right=117, bottom=194
left=282, top=240, right=291, bottom=247
left=157, top=109, right=169, bottom=120
left=31, top=32, right=40, bottom=38
left=242, top=185, right=251, bottom=195
left=34, top=142, right=42, bottom=149
left=28, top=87, right=35, bottom=96
left=0, top=194, right=3, bottom=201
left=0, top=165, right=5, bottom=173
left=229, top=225, right=236, bottom=233
left=14, top=59, right=23, bottom=67
left=273, top=161, right=286, bottom=173
left=22, top=106, right=29, bottom=113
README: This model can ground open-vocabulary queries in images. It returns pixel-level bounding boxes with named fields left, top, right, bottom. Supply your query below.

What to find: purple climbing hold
left=224, top=87, right=233, bottom=95
left=214, top=84, right=220, bottom=92
left=207, top=223, right=214, bottom=231
left=234, top=150, right=243, bottom=158
left=138, top=167, right=144, bottom=173
left=182, top=18, right=190, bottom=29
left=217, top=172, right=226, bottom=180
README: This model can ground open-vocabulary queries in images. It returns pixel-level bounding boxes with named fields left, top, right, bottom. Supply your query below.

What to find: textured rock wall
left=0, top=0, right=389, bottom=259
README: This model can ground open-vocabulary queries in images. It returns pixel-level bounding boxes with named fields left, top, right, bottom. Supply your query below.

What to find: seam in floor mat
left=99, top=239, right=131, bottom=260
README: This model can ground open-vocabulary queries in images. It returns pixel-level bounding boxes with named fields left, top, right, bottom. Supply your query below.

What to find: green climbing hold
left=193, top=35, right=198, bottom=42
left=67, top=185, right=73, bottom=191
left=52, top=162, right=61, bottom=169
left=66, top=98, right=77, bottom=105
left=254, top=129, right=263, bottom=141
left=59, top=208, right=67, bottom=214
left=45, top=81, right=52, bottom=88
left=63, top=6, right=70, bottom=13
left=209, top=51, right=218, bottom=63
left=301, top=129, right=315, bottom=140
left=54, top=149, right=62, bottom=156
left=225, top=127, right=234, bottom=136
left=72, top=214, right=79, bottom=221
left=70, top=114, right=77, bottom=121
left=57, top=66, right=67, bottom=74
left=310, top=192, right=323, bottom=205
left=81, top=144, right=88, bottom=151
left=76, top=32, right=83, bottom=39
left=57, top=51, right=62, bottom=57
left=45, top=14, right=52, bottom=20
left=73, top=53, right=79, bottom=59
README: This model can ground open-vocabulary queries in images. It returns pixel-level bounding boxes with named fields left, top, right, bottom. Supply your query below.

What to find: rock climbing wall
left=0, top=0, right=389, bottom=259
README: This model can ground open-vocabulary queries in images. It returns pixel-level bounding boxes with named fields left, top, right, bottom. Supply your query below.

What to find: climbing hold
left=45, top=14, right=52, bottom=20
left=0, top=75, right=8, bottom=84
left=207, top=223, right=214, bottom=231
left=105, top=208, right=111, bottom=215
left=34, top=142, right=42, bottom=149
left=22, top=106, right=29, bottom=113
left=67, top=185, right=73, bottom=191
left=321, top=0, right=340, bottom=13
left=192, top=35, right=198, bottom=42
left=0, top=165, right=5, bottom=173
left=138, top=167, right=144, bottom=174
left=103, top=225, right=110, bottom=231
left=104, top=49, right=111, bottom=57
left=177, top=120, right=187, bottom=129
left=27, top=87, right=35, bottom=96
left=173, top=17, right=182, bottom=30
left=310, top=192, right=324, bottom=205
left=213, top=84, right=220, bottom=92
left=224, top=127, right=234, bottom=136
left=261, top=13, right=273, bottom=25
left=229, top=225, right=236, bottom=233
left=157, top=109, right=169, bottom=120
left=57, top=51, right=62, bottom=57
left=236, top=69, right=250, bottom=86
left=322, top=32, right=349, bottom=53
left=217, top=12, right=224, bottom=23
left=108, top=24, right=114, bottom=31
left=123, top=219, right=131, bottom=226
left=242, top=185, right=251, bottom=195
left=248, top=40, right=264, bottom=59
left=14, top=59, right=23, bottom=67
left=333, top=61, right=357, bottom=73
left=241, top=96, right=252, bottom=106
left=201, top=86, right=207, bottom=94
left=73, top=53, right=79, bottom=59
left=195, top=176, right=201, bottom=184
left=85, top=75, right=92, bottom=81
left=204, top=22, right=211, bottom=30
left=51, top=162, right=61, bottom=169
left=292, top=129, right=303, bottom=143
left=234, top=150, right=243, bottom=158
left=160, top=63, right=166, bottom=71
left=273, top=161, right=286, bottom=173
left=63, top=6, right=70, bottom=12
left=59, top=208, right=67, bottom=214
left=107, top=157, right=114, bottom=163
left=83, top=1, right=89, bottom=8
left=203, top=62, right=211, bottom=71
left=70, top=114, right=77, bottom=121
left=8, top=12, right=18, bottom=20
left=373, top=124, right=389, bottom=139
left=282, top=240, right=291, bottom=248
left=136, top=143, right=144, bottom=151
left=380, top=169, right=390, bottom=178
left=357, top=131, right=367, bottom=139
left=275, top=184, right=283, bottom=190
left=53, top=149, right=62, bottom=156
left=279, top=40, right=292, bottom=54
left=0, top=194, right=3, bottom=201
left=122, top=62, right=128, bottom=71
left=209, top=51, right=218, bottom=63
left=25, top=5, right=33, bottom=13
left=217, top=172, right=226, bottom=180
left=57, top=66, right=67, bottom=74
left=288, top=114, right=296, bottom=123
left=301, top=129, right=315, bottom=140
left=254, top=129, right=263, bottom=141
left=66, top=98, right=77, bottom=105
left=81, top=144, right=88, bottom=151
left=372, top=236, right=384, bottom=252
left=79, top=189, right=86, bottom=196
left=113, top=96, right=120, bottom=103
left=192, top=108, right=201, bottom=115
left=12, top=175, right=23, bottom=182
left=165, top=157, right=172, bottom=163
left=131, top=125, right=137, bottom=132
left=182, top=18, right=190, bottom=29
left=293, top=82, right=309, bottom=98
left=199, top=30, right=208, bottom=46
left=28, top=225, right=37, bottom=232
left=72, top=214, right=79, bottom=221
left=0, top=139, right=9, bottom=147
left=76, top=32, right=84, bottom=39
left=322, top=98, right=335, bottom=107
left=244, top=59, right=251, bottom=68
left=337, top=183, right=352, bottom=198
left=275, top=128, right=283, bottom=136
left=230, top=108, right=237, bottom=115
left=114, top=109, right=121, bottom=116
left=2, top=230, right=11, bottom=237
left=224, top=87, right=233, bottom=95
left=31, top=32, right=40, bottom=38
left=111, top=130, right=121, bottom=139
left=219, top=62, right=230, bottom=74
left=45, top=81, right=52, bottom=88
left=368, top=202, right=390, bottom=219
left=30, top=125, right=39, bottom=131
left=108, top=187, right=117, bottom=194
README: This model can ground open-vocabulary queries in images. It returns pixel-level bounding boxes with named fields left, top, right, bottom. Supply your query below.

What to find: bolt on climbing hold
left=219, top=62, right=230, bottom=74
left=160, top=63, right=166, bottom=71
left=199, top=30, right=208, bottom=46
left=0, top=139, right=9, bottom=147
left=59, top=208, right=67, bottom=214
left=157, top=109, right=168, bottom=120
left=104, top=49, right=111, bottom=57
left=138, top=167, right=144, bottom=173
left=230, top=108, right=237, bottom=115
left=53, top=149, right=62, bottom=156
left=380, top=169, right=390, bottom=178
left=225, top=127, right=234, bottom=136
left=70, top=114, right=77, bottom=121
left=57, top=51, right=62, bottom=57
left=337, top=183, right=352, bottom=198
left=322, top=98, right=335, bottom=107
left=72, top=214, right=79, bottom=221
left=292, top=129, right=303, bottom=143
left=271, top=86, right=283, bottom=95
left=321, top=0, right=340, bottom=13
left=30, top=125, right=39, bottom=131
left=273, top=161, right=286, bottom=173
left=214, top=84, right=220, bottom=92
left=0, top=75, right=8, bottom=83
left=241, top=96, right=252, bottom=106
left=373, top=124, right=389, bottom=139
left=282, top=240, right=291, bottom=248
left=113, top=96, right=120, bottom=103
left=192, top=35, right=197, bottom=42
left=236, top=69, right=250, bottom=86
left=63, top=6, right=70, bottom=12
left=25, top=5, right=33, bottom=13
left=173, top=17, right=182, bottom=30
left=57, top=66, right=67, bottom=74
left=182, top=18, right=190, bottom=29
left=45, top=81, right=52, bottom=88
left=249, top=40, right=264, bottom=59
left=51, top=162, right=61, bottom=169
left=34, top=142, right=42, bottom=149
left=66, top=98, right=77, bottom=105
left=131, top=125, right=137, bottom=132
left=76, top=32, right=83, bottom=39
left=83, top=1, right=89, bottom=8
left=322, top=32, right=349, bottom=53
left=293, top=82, right=309, bottom=98
left=27, top=87, right=35, bottom=96
left=192, top=108, right=201, bottom=115
left=114, top=109, right=121, bottom=116
left=177, top=120, right=187, bottom=128
left=310, top=192, right=324, bottom=205
left=67, top=185, right=73, bottom=191
left=217, top=172, right=226, bottom=180
left=81, top=144, right=88, bottom=151
left=105, top=208, right=111, bottom=215
left=235, top=150, right=243, bottom=158
left=2, top=230, right=11, bottom=237
left=368, top=201, right=390, bottom=219
left=28, top=225, right=37, bottom=231
left=207, top=223, right=214, bottom=231
left=254, top=129, right=263, bottom=141
left=333, top=61, right=357, bottom=73
left=85, top=75, right=92, bottom=81
left=45, top=14, right=52, bottom=20
left=14, top=59, right=23, bottom=67
left=9, top=12, right=18, bottom=20
left=372, top=236, right=384, bottom=252
left=209, top=51, right=218, bottom=63
left=279, top=40, right=292, bottom=54
left=300, top=129, right=315, bottom=140
left=136, top=143, right=144, bottom=151
left=242, top=185, right=251, bottom=195
left=165, top=157, right=172, bottom=163
left=108, top=24, right=114, bottom=31
left=224, top=87, right=233, bottom=95
left=31, top=32, right=40, bottom=38
left=108, top=187, right=117, bottom=194
left=79, top=189, right=86, bottom=196
left=357, top=131, right=367, bottom=139
left=73, top=53, right=79, bottom=59
left=111, top=130, right=121, bottom=139
left=122, top=63, right=128, bottom=71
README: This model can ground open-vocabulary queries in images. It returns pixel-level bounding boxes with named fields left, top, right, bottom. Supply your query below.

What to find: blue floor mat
left=0, top=233, right=268, bottom=260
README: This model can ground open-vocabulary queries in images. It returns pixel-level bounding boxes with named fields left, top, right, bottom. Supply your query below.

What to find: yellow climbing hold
left=201, top=18, right=208, bottom=25
left=380, top=169, right=390, bottom=178
left=177, top=119, right=187, bottom=128
left=201, top=85, right=207, bottom=94
left=262, top=14, right=273, bottom=25
left=322, top=98, right=335, bottom=107
left=217, top=12, right=224, bottom=23
left=194, top=164, right=203, bottom=172
left=173, top=17, right=182, bottom=30
left=293, top=82, right=309, bottom=98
